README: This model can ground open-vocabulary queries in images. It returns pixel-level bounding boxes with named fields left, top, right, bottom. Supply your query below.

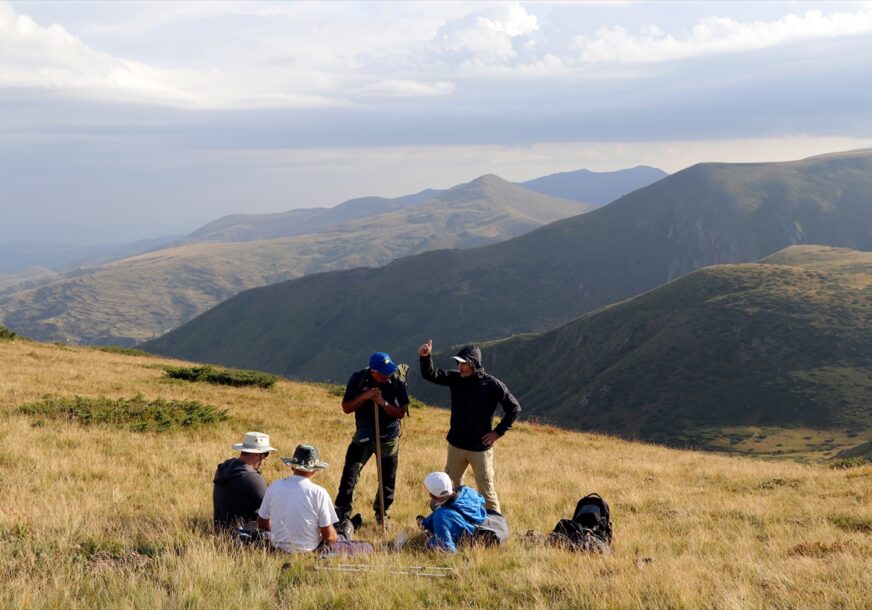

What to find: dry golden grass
left=1, top=339, right=871, bottom=609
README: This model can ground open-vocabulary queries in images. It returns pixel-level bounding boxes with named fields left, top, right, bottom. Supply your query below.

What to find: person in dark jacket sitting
left=213, top=431, right=276, bottom=527
left=419, top=471, right=487, bottom=553
left=418, top=341, right=520, bottom=513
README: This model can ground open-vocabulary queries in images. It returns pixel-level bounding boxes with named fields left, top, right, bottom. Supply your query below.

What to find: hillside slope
left=1, top=338, right=870, bottom=609
left=0, top=176, right=590, bottom=345
left=433, top=246, right=871, bottom=452
left=146, top=150, right=872, bottom=381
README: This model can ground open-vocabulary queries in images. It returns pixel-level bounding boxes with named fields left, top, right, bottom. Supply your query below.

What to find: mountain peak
left=462, top=173, right=512, bottom=189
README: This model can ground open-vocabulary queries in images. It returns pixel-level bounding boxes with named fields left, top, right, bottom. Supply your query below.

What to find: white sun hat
left=424, top=471, right=453, bottom=498
left=233, top=431, right=277, bottom=454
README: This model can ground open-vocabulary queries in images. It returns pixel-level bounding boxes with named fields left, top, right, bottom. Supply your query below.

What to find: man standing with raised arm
left=418, top=340, right=520, bottom=514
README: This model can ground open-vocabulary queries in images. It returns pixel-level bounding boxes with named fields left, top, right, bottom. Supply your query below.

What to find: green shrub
left=96, top=346, right=155, bottom=358
left=19, top=394, right=229, bottom=432
left=163, top=365, right=278, bottom=389
left=829, top=515, right=872, bottom=534
left=0, top=325, right=16, bottom=341
left=830, top=457, right=870, bottom=469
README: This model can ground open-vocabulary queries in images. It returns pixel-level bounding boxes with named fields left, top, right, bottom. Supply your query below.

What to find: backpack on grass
left=443, top=505, right=511, bottom=547
left=470, top=509, right=510, bottom=547
left=548, top=493, right=612, bottom=553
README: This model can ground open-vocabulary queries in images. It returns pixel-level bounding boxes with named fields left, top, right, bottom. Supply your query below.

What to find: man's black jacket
left=420, top=345, right=521, bottom=452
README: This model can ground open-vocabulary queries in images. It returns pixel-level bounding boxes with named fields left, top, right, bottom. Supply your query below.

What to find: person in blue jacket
left=419, top=471, right=486, bottom=553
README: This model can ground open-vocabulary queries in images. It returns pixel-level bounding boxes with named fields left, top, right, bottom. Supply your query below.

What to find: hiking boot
left=374, top=512, right=391, bottom=527
left=350, top=513, right=363, bottom=530
left=334, top=518, right=354, bottom=541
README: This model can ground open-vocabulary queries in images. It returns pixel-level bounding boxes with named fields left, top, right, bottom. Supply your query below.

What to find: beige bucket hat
left=233, top=431, right=277, bottom=454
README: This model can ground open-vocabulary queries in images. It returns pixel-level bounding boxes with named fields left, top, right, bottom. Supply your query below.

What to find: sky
left=2, top=0, right=872, bottom=243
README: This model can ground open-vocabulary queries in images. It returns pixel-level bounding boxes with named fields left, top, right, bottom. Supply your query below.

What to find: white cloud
left=3, top=1, right=872, bottom=110
left=0, top=2, right=204, bottom=106
left=0, top=2, right=357, bottom=109
left=436, top=2, right=539, bottom=65
left=574, top=8, right=872, bottom=63
left=361, top=79, right=456, bottom=97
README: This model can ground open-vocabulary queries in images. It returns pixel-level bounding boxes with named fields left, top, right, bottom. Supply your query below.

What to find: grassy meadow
left=1, top=338, right=871, bottom=609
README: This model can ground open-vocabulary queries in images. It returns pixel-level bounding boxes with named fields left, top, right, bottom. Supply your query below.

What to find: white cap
left=424, top=471, right=453, bottom=498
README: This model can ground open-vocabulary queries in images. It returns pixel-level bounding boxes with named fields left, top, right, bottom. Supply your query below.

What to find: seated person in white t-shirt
left=256, top=444, right=372, bottom=555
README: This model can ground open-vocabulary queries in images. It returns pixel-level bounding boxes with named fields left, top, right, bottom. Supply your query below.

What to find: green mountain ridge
left=0, top=175, right=591, bottom=345
left=144, top=150, right=872, bottom=384
left=413, top=245, right=871, bottom=454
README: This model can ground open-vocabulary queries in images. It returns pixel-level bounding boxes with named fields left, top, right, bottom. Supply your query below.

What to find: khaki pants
left=445, top=442, right=501, bottom=514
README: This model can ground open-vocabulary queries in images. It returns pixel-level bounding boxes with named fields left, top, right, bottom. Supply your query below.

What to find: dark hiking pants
left=335, top=435, right=399, bottom=519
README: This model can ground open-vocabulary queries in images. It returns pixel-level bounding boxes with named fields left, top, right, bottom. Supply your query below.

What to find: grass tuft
left=164, top=365, right=278, bottom=388
left=18, top=394, right=229, bottom=432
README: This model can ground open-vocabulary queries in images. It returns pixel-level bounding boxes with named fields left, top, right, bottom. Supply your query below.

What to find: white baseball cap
left=424, top=471, right=453, bottom=498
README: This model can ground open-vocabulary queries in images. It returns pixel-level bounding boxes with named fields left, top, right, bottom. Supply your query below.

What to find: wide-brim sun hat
left=282, top=443, right=329, bottom=472
left=233, top=431, right=276, bottom=454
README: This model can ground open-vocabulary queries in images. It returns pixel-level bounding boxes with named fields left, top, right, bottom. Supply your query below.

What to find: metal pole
left=374, top=400, right=386, bottom=533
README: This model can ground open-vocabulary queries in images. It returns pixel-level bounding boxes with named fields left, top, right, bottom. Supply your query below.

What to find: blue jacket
left=422, top=486, right=487, bottom=553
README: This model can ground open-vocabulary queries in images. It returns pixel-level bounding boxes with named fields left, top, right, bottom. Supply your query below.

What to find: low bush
left=96, top=346, right=155, bottom=358
left=0, top=325, right=17, bottom=341
left=164, top=365, right=278, bottom=388
left=829, top=515, right=872, bottom=534
left=830, top=457, right=870, bottom=469
left=19, top=394, right=229, bottom=432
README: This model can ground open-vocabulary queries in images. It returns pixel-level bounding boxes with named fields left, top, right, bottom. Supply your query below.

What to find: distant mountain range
left=0, top=176, right=593, bottom=345
left=184, top=165, right=666, bottom=243
left=413, top=245, right=872, bottom=450
left=143, top=150, right=872, bottom=384
left=520, top=165, right=667, bottom=204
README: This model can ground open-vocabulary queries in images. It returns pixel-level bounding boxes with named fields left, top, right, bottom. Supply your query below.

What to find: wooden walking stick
left=374, top=399, right=387, bottom=533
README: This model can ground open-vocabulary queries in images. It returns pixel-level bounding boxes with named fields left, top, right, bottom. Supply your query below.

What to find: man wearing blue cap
left=335, top=351, right=410, bottom=525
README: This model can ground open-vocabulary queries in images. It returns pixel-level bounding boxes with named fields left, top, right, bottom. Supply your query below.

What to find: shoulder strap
left=356, top=368, right=371, bottom=394
left=390, top=364, right=411, bottom=416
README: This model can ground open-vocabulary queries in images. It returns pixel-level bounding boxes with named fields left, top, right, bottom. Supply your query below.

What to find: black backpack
left=549, top=493, right=613, bottom=553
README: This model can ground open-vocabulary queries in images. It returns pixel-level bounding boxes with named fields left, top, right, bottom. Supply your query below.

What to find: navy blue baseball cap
left=369, top=352, right=398, bottom=376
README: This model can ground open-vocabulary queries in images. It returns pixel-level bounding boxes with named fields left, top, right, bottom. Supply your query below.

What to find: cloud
left=361, top=79, right=456, bottom=97
left=0, top=2, right=206, bottom=107
left=574, top=8, right=872, bottom=63
left=435, top=2, right=539, bottom=66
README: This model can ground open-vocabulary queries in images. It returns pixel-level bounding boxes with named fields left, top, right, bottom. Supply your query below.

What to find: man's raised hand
left=418, top=339, right=433, bottom=357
